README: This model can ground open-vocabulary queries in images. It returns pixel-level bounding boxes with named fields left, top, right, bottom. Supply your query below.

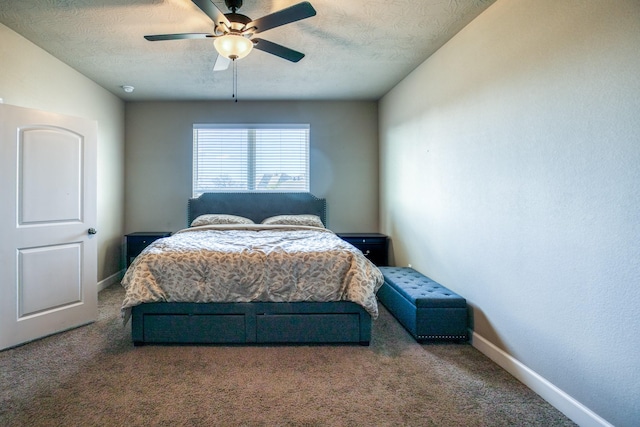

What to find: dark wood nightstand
left=337, top=233, right=389, bottom=266
left=125, top=232, right=171, bottom=267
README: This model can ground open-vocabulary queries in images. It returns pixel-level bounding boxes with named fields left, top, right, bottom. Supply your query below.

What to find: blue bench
left=377, top=267, right=468, bottom=341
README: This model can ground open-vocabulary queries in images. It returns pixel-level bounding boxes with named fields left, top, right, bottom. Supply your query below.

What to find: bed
left=122, top=192, right=383, bottom=346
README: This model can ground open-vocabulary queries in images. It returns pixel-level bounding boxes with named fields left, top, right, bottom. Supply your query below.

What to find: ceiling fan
left=144, top=0, right=317, bottom=71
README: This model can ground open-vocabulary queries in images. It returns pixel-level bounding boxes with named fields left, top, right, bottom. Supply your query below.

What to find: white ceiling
left=0, top=0, right=496, bottom=101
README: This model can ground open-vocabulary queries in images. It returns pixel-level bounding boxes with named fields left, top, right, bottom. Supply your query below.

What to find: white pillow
left=190, top=214, right=254, bottom=227
left=262, top=214, right=324, bottom=228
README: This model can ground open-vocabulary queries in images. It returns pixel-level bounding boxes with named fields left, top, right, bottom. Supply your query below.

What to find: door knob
left=88, top=228, right=97, bottom=235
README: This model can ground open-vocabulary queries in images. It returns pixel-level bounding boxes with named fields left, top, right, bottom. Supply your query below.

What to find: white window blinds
left=193, top=124, right=309, bottom=196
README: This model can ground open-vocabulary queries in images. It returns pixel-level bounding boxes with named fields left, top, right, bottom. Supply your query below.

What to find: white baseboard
left=97, top=269, right=125, bottom=292
left=471, top=331, right=613, bottom=427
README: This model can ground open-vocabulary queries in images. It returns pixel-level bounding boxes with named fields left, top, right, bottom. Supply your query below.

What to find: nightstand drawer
left=125, top=232, right=171, bottom=267
left=337, top=233, right=389, bottom=266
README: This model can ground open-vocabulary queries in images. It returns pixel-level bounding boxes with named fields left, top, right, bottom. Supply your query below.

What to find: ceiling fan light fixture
left=214, top=34, right=253, bottom=60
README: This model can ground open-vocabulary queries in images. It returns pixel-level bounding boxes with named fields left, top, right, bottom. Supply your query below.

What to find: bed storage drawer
left=256, top=313, right=360, bottom=343
left=131, top=301, right=372, bottom=346
left=142, top=314, right=247, bottom=344
left=131, top=302, right=251, bottom=345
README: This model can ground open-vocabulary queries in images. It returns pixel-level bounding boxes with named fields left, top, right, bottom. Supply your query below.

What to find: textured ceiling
left=0, top=0, right=496, bottom=101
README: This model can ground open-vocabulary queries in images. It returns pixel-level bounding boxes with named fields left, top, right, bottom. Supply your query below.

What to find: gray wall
left=124, top=101, right=379, bottom=233
left=379, top=1, right=640, bottom=426
left=0, top=23, right=126, bottom=284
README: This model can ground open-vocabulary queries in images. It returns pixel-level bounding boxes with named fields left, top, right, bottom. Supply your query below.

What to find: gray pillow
left=190, top=214, right=254, bottom=227
left=262, top=214, right=324, bottom=228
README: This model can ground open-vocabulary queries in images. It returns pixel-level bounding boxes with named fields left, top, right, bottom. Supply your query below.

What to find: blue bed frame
left=130, top=192, right=373, bottom=346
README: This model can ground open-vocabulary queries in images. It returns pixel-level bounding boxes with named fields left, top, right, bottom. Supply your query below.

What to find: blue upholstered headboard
left=187, top=192, right=327, bottom=227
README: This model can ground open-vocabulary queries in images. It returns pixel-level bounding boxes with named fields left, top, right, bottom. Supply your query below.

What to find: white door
left=0, top=103, right=97, bottom=350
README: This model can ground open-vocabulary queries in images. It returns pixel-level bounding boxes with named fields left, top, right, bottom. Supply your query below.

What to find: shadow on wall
left=387, top=239, right=396, bottom=267
left=468, top=304, right=507, bottom=351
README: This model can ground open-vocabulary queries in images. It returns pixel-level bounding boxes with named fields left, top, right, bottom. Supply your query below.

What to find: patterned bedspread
left=121, top=224, right=384, bottom=319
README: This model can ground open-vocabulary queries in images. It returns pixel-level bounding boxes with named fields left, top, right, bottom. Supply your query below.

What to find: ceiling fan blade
left=213, top=55, right=231, bottom=71
left=246, top=2, right=316, bottom=34
left=192, top=0, right=231, bottom=28
left=144, top=33, right=213, bottom=41
left=252, top=38, right=305, bottom=62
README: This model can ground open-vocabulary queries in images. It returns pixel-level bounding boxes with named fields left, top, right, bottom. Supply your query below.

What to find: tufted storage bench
left=377, top=267, right=468, bottom=341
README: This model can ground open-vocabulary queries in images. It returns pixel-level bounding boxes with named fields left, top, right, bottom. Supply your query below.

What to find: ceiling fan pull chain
left=232, top=58, right=238, bottom=102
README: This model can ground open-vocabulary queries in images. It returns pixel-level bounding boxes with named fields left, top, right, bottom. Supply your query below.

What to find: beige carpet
left=0, top=284, right=575, bottom=426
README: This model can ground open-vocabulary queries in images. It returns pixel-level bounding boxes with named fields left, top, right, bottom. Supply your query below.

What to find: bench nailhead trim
left=418, top=335, right=468, bottom=339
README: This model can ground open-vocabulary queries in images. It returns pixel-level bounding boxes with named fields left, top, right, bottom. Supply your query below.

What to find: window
left=193, top=124, right=310, bottom=196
